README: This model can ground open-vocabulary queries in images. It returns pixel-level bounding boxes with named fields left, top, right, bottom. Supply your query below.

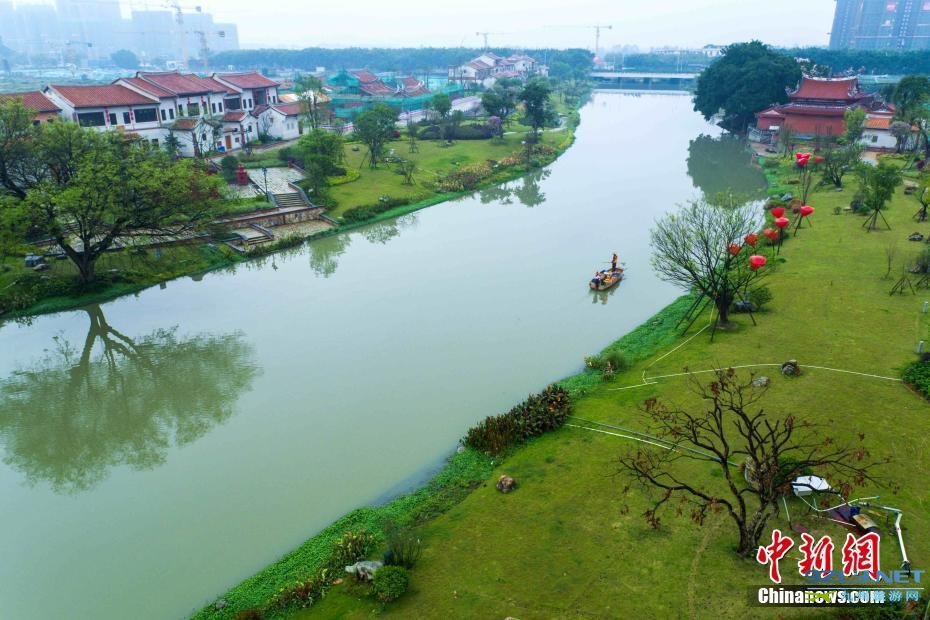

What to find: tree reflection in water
left=361, top=213, right=419, bottom=245
left=686, top=134, right=767, bottom=201
left=479, top=169, right=550, bottom=207
left=0, top=305, right=258, bottom=493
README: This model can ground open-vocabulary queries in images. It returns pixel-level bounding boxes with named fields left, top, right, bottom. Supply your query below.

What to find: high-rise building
left=830, top=0, right=930, bottom=50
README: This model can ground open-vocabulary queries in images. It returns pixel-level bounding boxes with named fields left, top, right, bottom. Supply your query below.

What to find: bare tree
left=618, top=369, right=881, bottom=557
left=884, top=242, right=898, bottom=280
left=650, top=198, right=760, bottom=326
left=296, top=75, right=325, bottom=131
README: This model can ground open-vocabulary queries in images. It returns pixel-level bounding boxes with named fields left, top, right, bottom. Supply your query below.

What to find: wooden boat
left=589, top=267, right=624, bottom=291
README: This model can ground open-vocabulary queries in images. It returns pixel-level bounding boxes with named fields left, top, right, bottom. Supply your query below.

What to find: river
left=0, top=91, right=765, bottom=619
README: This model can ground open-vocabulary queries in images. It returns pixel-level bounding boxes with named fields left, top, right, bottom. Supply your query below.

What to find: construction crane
left=63, top=40, right=93, bottom=76
left=475, top=32, right=511, bottom=50
left=194, top=29, right=225, bottom=73
left=164, top=1, right=202, bottom=71
left=548, top=24, right=613, bottom=60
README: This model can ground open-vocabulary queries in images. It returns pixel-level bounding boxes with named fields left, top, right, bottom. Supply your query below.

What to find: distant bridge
left=590, top=71, right=698, bottom=89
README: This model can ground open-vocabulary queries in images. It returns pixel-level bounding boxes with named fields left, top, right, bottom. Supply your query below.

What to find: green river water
left=0, top=91, right=766, bottom=619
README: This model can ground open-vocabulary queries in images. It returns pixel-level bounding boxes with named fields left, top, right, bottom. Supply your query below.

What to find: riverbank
left=193, top=294, right=699, bottom=619
left=0, top=120, right=576, bottom=321
left=197, top=154, right=930, bottom=619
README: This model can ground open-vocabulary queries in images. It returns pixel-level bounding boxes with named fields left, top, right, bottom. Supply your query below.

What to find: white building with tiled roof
left=15, top=71, right=282, bottom=156
left=448, top=52, right=546, bottom=88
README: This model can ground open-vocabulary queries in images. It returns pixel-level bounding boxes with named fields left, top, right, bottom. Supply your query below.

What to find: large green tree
left=353, top=102, right=397, bottom=168
left=0, top=99, right=42, bottom=199
left=110, top=49, right=140, bottom=70
left=430, top=92, right=451, bottom=120
left=693, top=41, right=802, bottom=133
left=889, top=75, right=930, bottom=157
left=519, top=76, right=555, bottom=139
left=294, top=128, right=343, bottom=200
left=24, top=129, right=220, bottom=282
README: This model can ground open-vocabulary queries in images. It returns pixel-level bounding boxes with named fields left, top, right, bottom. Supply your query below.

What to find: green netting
left=329, top=84, right=465, bottom=119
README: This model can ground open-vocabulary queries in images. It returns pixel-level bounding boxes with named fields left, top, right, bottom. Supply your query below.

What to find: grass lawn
left=294, top=159, right=930, bottom=618
left=0, top=243, right=237, bottom=317
left=327, top=130, right=567, bottom=219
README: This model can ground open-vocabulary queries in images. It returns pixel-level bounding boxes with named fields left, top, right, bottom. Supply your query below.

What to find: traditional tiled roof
left=468, top=60, right=492, bottom=70
left=117, top=76, right=174, bottom=99
left=360, top=81, right=396, bottom=96
left=48, top=84, right=158, bottom=108
left=271, top=102, right=301, bottom=116
left=0, top=90, right=60, bottom=113
left=349, top=70, right=379, bottom=84
left=137, top=71, right=226, bottom=96
left=222, top=110, right=247, bottom=122
left=865, top=116, right=891, bottom=130
left=757, top=106, right=785, bottom=118
left=251, top=104, right=269, bottom=117
left=201, top=76, right=238, bottom=95
left=399, top=77, right=429, bottom=96
left=214, top=72, right=279, bottom=89
left=790, top=76, right=862, bottom=101
left=171, top=118, right=201, bottom=130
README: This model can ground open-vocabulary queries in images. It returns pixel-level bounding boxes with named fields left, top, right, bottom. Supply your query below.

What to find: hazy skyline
left=16, top=0, right=837, bottom=50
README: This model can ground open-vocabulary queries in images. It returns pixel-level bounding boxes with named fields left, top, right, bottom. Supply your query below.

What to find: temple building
left=755, top=75, right=892, bottom=138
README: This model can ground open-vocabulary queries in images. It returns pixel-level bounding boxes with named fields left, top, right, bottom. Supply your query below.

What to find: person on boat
left=611, top=253, right=618, bottom=271
left=592, top=271, right=603, bottom=286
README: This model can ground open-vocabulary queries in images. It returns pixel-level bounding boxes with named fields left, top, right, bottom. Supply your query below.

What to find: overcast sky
left=21, top=0, right=837, bottom=50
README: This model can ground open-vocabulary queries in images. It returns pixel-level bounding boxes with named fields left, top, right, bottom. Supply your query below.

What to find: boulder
left=496, top=475, right=517, bottom=493
left=345, top=560, right=382, bottom=582
left=214, top=599, right=227, bottom=611
left=908, top=232, right=925, bottom=242
left=781, top=360, right=801, bottom=377
left=752, top=376, right=770, bottom=388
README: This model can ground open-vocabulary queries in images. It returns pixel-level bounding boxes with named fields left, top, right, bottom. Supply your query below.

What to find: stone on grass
left=214, top=599, right=227, bottom=610
left=908, top=232, right=925, bottom=242
left=752, top=376, right=770, bottom=388
left=496, top=475, right=517, bottom=493
left=781, top=360, right=801, bottom=377
left=345, top=560, right=382, bottom=582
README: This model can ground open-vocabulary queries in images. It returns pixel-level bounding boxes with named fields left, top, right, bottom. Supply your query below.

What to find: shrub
left=268, top=571, right=329, bottom=610
left=438, top=161, right=493, bottom=192
left=463, top=413, right=520, bottom=455
left=234, top=608, right=263, bottom=620
left=383, top=521, right=422, bottom=569
left=372, top=565, right=409, bottom=603
left=850, top=192, right=868, bottom=214
left=916, top=248, right=930, bottom=274
left=341, top=196, right=413, bottom=224
left=277, top=146, right=294, bottom=164
left=327, top=530, right=376, bottom=571
left=584, top=350, right=629, bottom=373
left=220, top=155, right=239, bottom=181
left=903, top=360, right=930, bottom=398
left=463, top=385, right=572, bottom=454
left=512, top=385, right=572, bottom=438
left=748, top=285, right=774, bottom=310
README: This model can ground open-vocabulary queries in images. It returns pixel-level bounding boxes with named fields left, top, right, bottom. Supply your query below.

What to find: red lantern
left=771, top=207, right=785, bottom=218
left=763, top=228, right=778, bottom=241
left=800, top=205, right=814, bottom=217
left=744, top=233, right=759, bottom=247
left=749, top=255, right=767, bottom=271
left=813, top=155, right=824, bottom=165
left=775, top=217, right=790, bottom=229
left=728, top=243, right=742, bottom=256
